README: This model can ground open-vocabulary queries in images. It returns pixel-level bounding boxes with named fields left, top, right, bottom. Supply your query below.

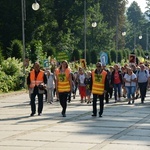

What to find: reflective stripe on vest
left=30, top=70, right=44, bottom=88
left=55, top=68, right=71, bottom=93
left=92, top=70, right=107, bottom=95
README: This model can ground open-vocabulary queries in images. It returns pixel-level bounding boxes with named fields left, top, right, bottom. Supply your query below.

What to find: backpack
left=137, top=70, right=147, bottom=77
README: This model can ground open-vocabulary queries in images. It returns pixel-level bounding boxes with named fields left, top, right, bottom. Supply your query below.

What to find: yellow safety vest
left=92, top=70, right=107, bottom=95
left=55, top=68, right=71, bottom=93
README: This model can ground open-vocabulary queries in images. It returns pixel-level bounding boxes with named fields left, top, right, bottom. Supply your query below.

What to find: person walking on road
left=27, top=62, right=47, bottom=116
left=123, top=67, right=137, bottom=104
left=136, top=64, right=149, bottom=103
left=46, top=70, right=55, bottom=104
left=55, top=60, right=72, bottom=117
left=111, top=64, right=123, bottom=103
left=84, top=71, right=92, bottom=104
left=90, top=62, right=108, bottom=117
left=77, top=67, right=86, bottom=103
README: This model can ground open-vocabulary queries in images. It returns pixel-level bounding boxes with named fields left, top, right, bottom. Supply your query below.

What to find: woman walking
left=111, top=64, right=123, bottom=102
left=77, top=67, right=86, bottom=103
left=124, top=67, right=137, bottom=104
left=55, top=60, right=72, bottom=117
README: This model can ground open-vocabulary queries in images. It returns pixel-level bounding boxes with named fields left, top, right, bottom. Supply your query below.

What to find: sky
left=127, top=0, right=147, bottom=13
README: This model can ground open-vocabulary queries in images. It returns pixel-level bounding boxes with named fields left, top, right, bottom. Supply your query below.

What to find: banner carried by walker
left=129, top=54, right=136, bottom=64
left=80, top=59, right=86, bottom=69
left=100, top=52, right=108, bottom=65
left=56, top=51, right=69, bottom=62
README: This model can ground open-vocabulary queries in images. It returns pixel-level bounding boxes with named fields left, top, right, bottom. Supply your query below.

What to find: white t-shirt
left=79, top=74, right=86, bottom=85
left=46, top=74, right=55, bottom=88
left=124, top=73, right=137, bottom=87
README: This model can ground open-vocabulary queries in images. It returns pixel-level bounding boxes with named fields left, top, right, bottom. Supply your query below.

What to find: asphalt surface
left=0, top=90, right=150, bottom=150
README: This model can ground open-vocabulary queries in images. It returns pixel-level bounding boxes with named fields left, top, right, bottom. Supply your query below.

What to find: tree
left=145, top=0, right=150, bottom=16
left=29, top=40, right=44, bottom=64
left=90, top=50, right=97, bottom=64
left=43, top=42, right=56, bottom=58
left=0, top=0, right=22, bottom=58
left=71, top=49, right=80, bottom=61
left=110, top=50, right=116, bottom=62
left=9, top=40, right=22, bottom=59
left=127, top=1, right=143, bottom=26
left=118, top=50, right=123, bottom=62
left=100, top=0, right=128, bottom=51
left=122, top=49, right=127, bottom=60
left=100, top=0, right=127, bottom=28
left=0, top=48, right=4, bottom=65
left=126, top=2, right=147, bottom=50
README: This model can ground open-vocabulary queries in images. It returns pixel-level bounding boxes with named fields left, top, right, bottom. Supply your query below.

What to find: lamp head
left=32, top=2, right=40, bottom=11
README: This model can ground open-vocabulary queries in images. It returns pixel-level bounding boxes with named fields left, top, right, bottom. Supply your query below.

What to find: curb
left=0, top=90, right=27, bottom=98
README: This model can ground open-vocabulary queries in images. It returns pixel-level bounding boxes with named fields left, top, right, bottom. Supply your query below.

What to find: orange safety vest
left=92, top=70, right=107, bottom=95
left=55, top=68, right=71, bottom=93
left=30, top=70, right=44, bottom=88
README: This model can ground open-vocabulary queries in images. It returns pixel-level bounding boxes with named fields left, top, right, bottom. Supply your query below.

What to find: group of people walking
left=27, top=61, right=150, bottom=118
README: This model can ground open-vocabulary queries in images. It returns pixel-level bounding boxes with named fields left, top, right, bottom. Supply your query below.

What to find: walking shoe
left=73, top=95, right=75, bottom=99
left=61, top=111, right=66, bottom=117
left=99, top=114, right=102, bottom=117
left=123, top=94, right=126, bottom=98
left=30, top=113, right=35, bottom=116
left=135, top=93, right=139, bottom=99
left=38, top=113, right=41, bottom=116
left=91, top=114, right=97, bottom=117
left=62, top=114, right=66, bottom=117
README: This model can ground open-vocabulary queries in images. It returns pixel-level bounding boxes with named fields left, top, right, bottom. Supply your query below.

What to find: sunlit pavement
left=0, top=90, right=150, bottom=150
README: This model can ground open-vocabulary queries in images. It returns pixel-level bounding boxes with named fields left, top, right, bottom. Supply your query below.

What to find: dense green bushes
left=0, top=58, right=23, bottom=92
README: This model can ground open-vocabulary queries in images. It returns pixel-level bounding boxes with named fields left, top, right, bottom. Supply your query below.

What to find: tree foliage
left=0, top=0, right=148, bottom=67
left=127, top=1, right=143, bottom=26
left=0, top=57, right=23, bottom=92
left=90, top=50, right=97, bottom=64
left=10, top=40, right=22, bottom=59
left=71, top=49, right=80, bottom=62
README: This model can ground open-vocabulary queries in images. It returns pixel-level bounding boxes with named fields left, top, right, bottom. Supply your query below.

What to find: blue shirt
left=136, top=70, right=149, bottom=83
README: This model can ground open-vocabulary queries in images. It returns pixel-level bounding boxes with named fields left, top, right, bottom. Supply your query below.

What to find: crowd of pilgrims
left=27, top=61, right=150, bottom=117
left=43, top=63, right=150, bottom=104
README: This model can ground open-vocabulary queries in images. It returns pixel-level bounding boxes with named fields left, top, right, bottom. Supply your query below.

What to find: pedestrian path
left=0, top=91, right=150, bottom=150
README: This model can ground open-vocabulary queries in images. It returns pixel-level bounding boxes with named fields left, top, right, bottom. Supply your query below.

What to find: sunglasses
left=96, top=66, right=101, bottom=67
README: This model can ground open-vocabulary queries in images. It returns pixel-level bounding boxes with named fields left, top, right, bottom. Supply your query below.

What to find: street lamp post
left=146, top=28, right=149, bottom=52
left=84, top=0, right=87, bottom=61
left=133, top=31, right=142, bottom=52
left=21, top=0, right=40, bottom=87
left=115, top=1, right=119, bottom=63
left=21, top=0, right=26, bottom=87
left=116, top=0, right=124, bottom=63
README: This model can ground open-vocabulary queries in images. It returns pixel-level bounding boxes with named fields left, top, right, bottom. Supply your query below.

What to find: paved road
left=0, top=91, right=150, bottom=150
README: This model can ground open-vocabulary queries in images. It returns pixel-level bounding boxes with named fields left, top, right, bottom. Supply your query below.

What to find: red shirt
left=114, top=71, right=121, bottom=84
